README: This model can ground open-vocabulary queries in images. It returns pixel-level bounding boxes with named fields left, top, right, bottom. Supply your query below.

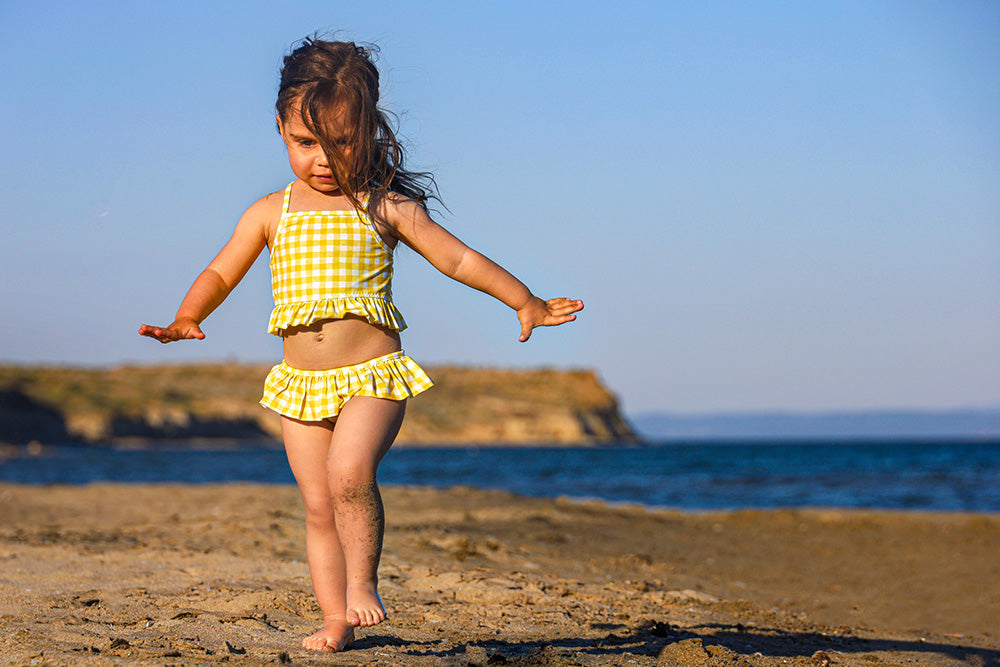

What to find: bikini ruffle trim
left=259, top=353, right=433, bottom=421
left=267, top=296, right=407, bottom=335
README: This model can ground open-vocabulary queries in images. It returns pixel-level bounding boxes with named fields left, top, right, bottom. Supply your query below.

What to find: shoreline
left=5, top=434, right=998, bottom=450
left=1, top=483, right=998, bottom=666
left=4, top=441, right=1000, bottom=518
left=5, top=472, right=1000, bottom=518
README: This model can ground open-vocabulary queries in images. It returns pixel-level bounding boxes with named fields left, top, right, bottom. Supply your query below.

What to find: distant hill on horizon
left=0, top=363, right=636, bottom=447
left=631, top=408, right=1000, bottom=441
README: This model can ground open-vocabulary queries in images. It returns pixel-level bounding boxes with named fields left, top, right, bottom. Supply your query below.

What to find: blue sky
left=1, top=1, right=997, bottom=415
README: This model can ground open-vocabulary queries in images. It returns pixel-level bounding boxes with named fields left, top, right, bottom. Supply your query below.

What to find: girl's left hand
left=518, top=297, right=584, bottom=342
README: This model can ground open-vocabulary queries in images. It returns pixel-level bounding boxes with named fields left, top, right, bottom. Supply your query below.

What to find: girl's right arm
left=138, top=195, right=276, bottom=343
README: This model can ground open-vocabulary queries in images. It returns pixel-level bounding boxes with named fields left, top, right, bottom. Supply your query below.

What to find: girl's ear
left=276, top=115, right=286, bottom=138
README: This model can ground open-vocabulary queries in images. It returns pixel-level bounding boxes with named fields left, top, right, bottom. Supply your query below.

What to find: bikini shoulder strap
left=281, top=183, right=294, bottom=214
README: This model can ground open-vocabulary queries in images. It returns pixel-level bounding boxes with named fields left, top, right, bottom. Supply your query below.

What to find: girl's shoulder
left=371, top=190, right=423, bottom=226
left=236, top=187, right=286, bottom=218
left=233, top=186, right=288, bottom=242
left=258, top=186, right=290, bottom=217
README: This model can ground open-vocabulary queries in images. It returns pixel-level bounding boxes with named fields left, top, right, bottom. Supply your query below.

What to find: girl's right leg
left=281, top=416, right=354, bottom=652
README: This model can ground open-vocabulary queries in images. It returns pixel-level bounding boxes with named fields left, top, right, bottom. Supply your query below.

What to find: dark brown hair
left=276, top=37, right=438, bottom=214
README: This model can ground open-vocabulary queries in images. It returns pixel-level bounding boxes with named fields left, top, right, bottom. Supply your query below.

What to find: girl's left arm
left=383, top=198, right=583, bottom=341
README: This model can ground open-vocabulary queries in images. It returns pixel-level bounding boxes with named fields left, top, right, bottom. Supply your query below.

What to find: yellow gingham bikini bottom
left=259, top=351, right=433, bottom=422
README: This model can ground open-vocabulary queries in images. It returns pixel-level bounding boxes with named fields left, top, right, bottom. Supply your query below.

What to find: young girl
left=139, top=38, right=583, bottom=653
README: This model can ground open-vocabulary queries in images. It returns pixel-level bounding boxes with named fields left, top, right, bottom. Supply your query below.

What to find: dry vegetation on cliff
left=0, top=363, right=635, bottom=446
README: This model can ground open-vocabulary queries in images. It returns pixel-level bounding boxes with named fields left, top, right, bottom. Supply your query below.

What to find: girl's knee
left=300, top=491, right=337, bottom=525
left=330, top=470, right=379, bottom=505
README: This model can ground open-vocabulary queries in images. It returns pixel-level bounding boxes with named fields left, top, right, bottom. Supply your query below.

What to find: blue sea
left=2, top=440, right=999, bottom=513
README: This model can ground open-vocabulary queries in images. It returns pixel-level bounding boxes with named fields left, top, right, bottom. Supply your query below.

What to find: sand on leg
left=281, top=416, right=355, bottom=652
left=327, top=395, right=406, bottom=627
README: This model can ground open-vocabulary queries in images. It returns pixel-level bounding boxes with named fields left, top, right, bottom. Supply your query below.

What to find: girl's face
left=277, top=104, right=355, bottom=194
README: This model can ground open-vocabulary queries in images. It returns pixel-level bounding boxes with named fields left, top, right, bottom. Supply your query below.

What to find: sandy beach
left=0, top=483, right=997, bottom=666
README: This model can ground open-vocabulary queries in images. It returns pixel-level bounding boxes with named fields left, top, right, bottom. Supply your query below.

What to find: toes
left=303, top=628, right=352, bottom=652
left=347, top=608, right=381, bottom=627
left=357, top=607, right=385, bottom=626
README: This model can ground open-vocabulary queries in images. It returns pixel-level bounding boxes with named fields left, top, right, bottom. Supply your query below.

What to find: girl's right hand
left=138, top=319, right=206, bottom=343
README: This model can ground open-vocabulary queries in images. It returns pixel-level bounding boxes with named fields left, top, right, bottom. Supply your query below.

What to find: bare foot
left=303, top=618, right=355, bottom=652
left=346, top=582, right=386, bottom=627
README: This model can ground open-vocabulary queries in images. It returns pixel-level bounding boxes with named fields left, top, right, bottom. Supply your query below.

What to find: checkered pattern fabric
left=267, top=183, right=406, bottom=334
left=259, top=352, right=434, bottom=421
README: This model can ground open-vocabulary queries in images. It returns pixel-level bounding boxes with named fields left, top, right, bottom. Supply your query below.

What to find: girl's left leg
left=326, top=395, right=406, bottom=627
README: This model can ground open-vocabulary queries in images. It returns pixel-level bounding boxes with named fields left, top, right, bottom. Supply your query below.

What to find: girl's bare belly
left=281, top=316, right=402, bottom=370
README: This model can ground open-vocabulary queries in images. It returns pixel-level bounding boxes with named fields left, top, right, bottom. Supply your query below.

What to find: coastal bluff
left=0, top=363, right=636, bottom=446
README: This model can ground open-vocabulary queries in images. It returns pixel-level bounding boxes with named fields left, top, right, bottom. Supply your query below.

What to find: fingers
left=547, top=312, right=578, bottom=326
left=547, top=298, right=584, bottom=315
left=517, top=297, right=583, bottom=342
left=138, top=324, right=173, bottom=343
left=138, top=323, right=205, bottom=343
left=543, top=298, right=584, bottom=325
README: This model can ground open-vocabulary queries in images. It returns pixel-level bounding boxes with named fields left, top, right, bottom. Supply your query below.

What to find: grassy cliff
left=0, top=363, right=636, bottom=446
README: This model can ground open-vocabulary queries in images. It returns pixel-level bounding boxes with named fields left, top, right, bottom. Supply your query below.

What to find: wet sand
left=0, top=483, right=997, bottom=666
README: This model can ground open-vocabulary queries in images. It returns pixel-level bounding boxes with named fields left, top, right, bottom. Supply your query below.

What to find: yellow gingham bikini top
left=267, top=183, right=406, bottom=335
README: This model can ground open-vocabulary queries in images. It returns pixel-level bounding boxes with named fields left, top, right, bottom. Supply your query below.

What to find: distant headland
left=0, top=363, right=637, bottom=447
